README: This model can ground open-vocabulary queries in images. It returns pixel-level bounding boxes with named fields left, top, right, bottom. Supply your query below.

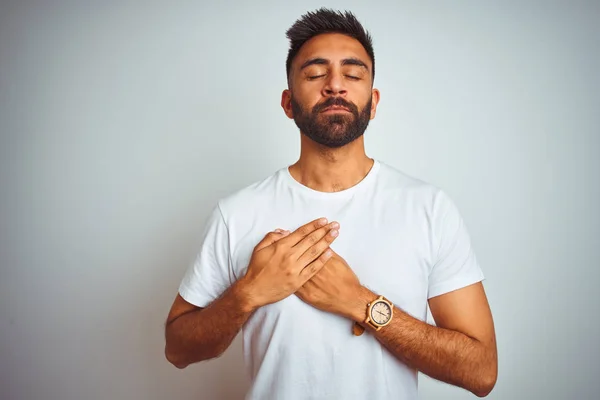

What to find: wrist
left=346, top=285, right=376, bottom=323
left=232, top=277, right=260, bottom=314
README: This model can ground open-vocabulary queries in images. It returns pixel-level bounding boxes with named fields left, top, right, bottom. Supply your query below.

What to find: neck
left=288, top=135, right=374, bottom=193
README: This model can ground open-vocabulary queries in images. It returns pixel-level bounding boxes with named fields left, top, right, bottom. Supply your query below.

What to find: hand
left=295, top=249, right=365, bottom=319
left=239, top=218, right=340, bottom=309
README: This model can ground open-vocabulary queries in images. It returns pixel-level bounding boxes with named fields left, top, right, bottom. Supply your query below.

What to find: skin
left=165, top=32, right=497, bottom=397
left=281, top=33, right=380, bottom=191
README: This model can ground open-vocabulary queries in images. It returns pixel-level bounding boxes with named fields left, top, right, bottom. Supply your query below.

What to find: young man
left=165, top=8, right=497, bottom=399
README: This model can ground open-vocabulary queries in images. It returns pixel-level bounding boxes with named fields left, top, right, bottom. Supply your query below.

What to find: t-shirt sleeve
left=427, top=190, right=485, bottom=299
left=178, top=203, right=233, bottom=308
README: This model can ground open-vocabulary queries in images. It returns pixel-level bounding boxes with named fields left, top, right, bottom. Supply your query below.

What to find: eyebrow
left=299, top=57, right=370, bottom=72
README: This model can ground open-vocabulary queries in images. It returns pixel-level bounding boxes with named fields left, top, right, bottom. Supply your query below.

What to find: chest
left=229, top=203, right=433, bottom=319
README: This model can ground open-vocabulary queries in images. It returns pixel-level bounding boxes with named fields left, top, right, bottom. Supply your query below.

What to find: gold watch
left=353, top=295, right=394, bottom=336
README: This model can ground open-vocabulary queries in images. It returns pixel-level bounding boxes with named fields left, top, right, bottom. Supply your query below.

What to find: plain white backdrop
left=1, top=1, right=598, bottom=399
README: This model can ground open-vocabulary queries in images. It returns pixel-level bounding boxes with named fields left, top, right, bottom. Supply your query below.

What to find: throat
left=288, top=158, right=374, bottom=193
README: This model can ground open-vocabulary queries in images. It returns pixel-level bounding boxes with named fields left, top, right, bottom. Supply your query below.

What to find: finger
left=279, top=217, right=329, bottom=247
left=276, top=229, right=291, bottom=237
left=298, top=248, right=333, bottom=281
left=294, top=221, right=340, bottom=258
left=254, top=230, right=290, bottom=252
left=298, top=229, right=339, bottom=267
left=325, top=247, right=339, bottom=258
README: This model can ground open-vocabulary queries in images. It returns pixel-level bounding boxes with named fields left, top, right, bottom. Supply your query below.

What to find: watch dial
left=371, top=302, right=391, bottom=324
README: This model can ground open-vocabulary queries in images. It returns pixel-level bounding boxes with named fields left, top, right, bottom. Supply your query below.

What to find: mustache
left=313, top=97, right=359, bottom=114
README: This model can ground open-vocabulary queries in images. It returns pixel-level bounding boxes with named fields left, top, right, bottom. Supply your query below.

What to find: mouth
left=321, top=106, right=351, bottom=114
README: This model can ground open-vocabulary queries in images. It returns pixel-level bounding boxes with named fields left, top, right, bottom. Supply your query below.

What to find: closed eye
left=307, top=74, right=361, bottom=81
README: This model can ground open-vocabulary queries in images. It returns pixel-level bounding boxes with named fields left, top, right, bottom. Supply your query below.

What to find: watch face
left=370, top=301, right=392, bottom=325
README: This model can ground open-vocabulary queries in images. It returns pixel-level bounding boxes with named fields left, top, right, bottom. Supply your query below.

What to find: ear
left=369, top=88, right=381, bottom=120
left=281, top=89, right=294, bottom=119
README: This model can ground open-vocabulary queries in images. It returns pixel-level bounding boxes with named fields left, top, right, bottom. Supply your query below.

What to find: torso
left=220, top=161, right=437, bottom=400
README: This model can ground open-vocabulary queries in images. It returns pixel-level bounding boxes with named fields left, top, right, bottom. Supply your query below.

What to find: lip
left=321, top=106, right=351, bottom=113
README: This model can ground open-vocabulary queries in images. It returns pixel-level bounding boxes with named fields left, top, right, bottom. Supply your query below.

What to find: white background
left=1, top=1, right=598, bottom=399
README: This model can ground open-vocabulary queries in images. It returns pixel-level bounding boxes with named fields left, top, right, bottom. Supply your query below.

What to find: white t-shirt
left=179, top=160, right=484, bottom=400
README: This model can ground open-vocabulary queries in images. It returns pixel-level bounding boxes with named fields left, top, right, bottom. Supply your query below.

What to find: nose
left=322, top=71, right=347, bottom=97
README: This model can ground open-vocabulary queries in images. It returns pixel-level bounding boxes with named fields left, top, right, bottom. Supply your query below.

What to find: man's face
left=283, top=33, right=379, bottom=148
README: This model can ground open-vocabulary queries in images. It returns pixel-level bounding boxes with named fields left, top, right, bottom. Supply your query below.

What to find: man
left=165, top=8, right=497, bottom=399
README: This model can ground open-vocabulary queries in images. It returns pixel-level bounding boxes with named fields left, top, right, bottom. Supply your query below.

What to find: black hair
left=285, top=8, right=375, bottom=84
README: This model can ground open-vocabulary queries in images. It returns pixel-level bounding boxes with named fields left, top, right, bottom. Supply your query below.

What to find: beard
left=290, top=95, right=372, bottom=148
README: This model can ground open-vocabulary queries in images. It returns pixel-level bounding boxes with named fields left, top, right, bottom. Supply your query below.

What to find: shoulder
left=214, top=167, right=286, bottom=221
left=375, top=161, right=447, bottom=206
left=373, top=161, right=467, bottom=229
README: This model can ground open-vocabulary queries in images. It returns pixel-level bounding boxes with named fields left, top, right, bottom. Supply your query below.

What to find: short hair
left=285, top=8, right=375, bottom=84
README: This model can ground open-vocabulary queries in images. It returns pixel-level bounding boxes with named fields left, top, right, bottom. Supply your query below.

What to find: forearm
left=165, top=280, right=255, bottom=368
left=377, top=309, right=495, bottom=396
left=350, top=288, right=497, bottom=397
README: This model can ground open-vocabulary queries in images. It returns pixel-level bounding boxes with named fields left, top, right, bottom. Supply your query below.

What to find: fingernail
left=330, top=222, right=339, bottom=229
left=330, top=229, right=339, bottom=237
left=318, top=218, right=328, bottom=226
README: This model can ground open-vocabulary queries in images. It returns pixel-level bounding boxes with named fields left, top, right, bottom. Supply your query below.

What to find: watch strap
left=352, top=322, right=365, bottom=336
